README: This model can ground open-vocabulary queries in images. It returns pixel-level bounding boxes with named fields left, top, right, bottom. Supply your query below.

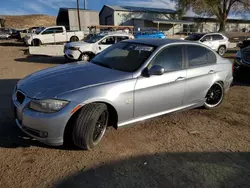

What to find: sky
left=0, top=0, right=247, bottom=19
left=0, top=0, right=175, bottom=15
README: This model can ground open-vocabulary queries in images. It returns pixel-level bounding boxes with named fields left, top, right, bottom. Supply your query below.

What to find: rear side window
left=212, top=34, right=224, bottom=40
left=54, top=27, right=63, bottom=33
left=186, top=45, right=216, bottom=67
left=116, top=36, right=129, bottom=43
left=149, top=45, right=184, bottom=71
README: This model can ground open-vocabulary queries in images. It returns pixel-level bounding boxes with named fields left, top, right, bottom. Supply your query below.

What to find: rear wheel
left=72, top=103, right=108, bottom=150
left=218, top=46, right=226, bottom=56
left=70, top=36, right=79, bottom=42
left=204, top=82, right=224, bottom=109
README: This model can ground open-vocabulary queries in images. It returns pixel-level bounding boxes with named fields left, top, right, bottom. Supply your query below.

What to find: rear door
left=183, top=44, right=217, bottom=105
left=134, top=45, right=186, bottom=118
left=211, top=34, right=225, bottom=51
left=54, top=27, right=66, bottom=43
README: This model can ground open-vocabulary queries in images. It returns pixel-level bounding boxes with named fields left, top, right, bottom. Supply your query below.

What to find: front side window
left=149, top=45, right=183, bottom=72
left=91, top=42, right=155, bottom=72
left=100, top=36, right=116, bottom=45
left=85, top=35, right=104, bottom=43
left=42, top=28, right=56, bottom=35
left=186, top=45, right=216, bottom=67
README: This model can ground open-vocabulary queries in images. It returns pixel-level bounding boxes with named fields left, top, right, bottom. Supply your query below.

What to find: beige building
left=182, top=16, right=250, bottom=33
left=57, top=8, right=99, bottom=31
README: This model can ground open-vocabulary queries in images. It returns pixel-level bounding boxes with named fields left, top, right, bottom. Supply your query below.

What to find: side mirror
left=148, top=65, right=165, bottom=76
left=200, top=39, right=205, bottom=42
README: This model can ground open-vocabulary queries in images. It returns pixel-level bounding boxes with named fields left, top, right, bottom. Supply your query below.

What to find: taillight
left=232, top=62, right=234, bottom=73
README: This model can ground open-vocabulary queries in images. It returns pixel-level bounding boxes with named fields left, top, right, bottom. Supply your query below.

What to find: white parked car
left=64, top=32, right=134, bottom=61
left=24, top=26, right=85, bottom=46
left=0, top=32, right=11, bottom=39
left=185, top=33, right=229, bottom=56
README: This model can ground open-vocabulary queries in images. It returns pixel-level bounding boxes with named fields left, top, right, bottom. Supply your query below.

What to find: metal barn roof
left=103, top=5, right=176, bottom=14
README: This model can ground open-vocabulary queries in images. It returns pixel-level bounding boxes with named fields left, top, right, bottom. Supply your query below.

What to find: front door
left=183, top=44, right=217, bottom=105
left=134, top=45, right=186, bottom=118
left=40, top=28, right=56, bottom=44
left=200, top=34, right=213, bottom=49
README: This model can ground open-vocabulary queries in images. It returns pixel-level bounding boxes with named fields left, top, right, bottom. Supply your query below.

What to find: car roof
left=124, top=38, right=190, bottom=47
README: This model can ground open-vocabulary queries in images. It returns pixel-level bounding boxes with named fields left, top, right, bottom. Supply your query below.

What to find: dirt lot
left=0, top=40, right=250, bottom=188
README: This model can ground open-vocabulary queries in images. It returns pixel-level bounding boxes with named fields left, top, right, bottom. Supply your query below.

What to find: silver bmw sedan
left=12, top=39, right=233, bottom=150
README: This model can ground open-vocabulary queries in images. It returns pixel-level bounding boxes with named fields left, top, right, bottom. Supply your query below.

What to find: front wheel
left=72, top=103, right=108, bottom=150
left=79, top=53, right=90, bottom=61
left=204, top=82, right=224, bottom=109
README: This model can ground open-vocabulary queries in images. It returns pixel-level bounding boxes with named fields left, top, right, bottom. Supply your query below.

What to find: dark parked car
left=234, top=46, right=250, bottom=78
left=237, top=39, right=250, bottom=49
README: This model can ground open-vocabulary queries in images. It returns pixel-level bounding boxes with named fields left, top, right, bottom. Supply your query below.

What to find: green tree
left=173, top=0, right=250, bottom=31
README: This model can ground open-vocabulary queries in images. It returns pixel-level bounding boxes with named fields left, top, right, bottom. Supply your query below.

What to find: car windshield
left=86, top=34, right=105, bottom=43
left=185, top=34, right=205, bottom=41
left=91, top=42, right=155, bottom=72
left=35, top=27, right=45, bottom=34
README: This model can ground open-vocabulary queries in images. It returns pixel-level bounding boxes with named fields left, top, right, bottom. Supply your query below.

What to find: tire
left=79, top=53, right=90, bottom=61
left=72, top=103, right=108, bottom=150
left=31, top=39, right=41, bottom=46
left=218, top=46, right=226, bottom=56
left=204, top=82, right=224, bottom=109
left=70, top=36, right=79, bottom=42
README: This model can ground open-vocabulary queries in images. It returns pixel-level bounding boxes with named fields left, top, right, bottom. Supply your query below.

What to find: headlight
left=29, top=99, right=69, bottom=113
left=69, top=46, right=80, bottom=51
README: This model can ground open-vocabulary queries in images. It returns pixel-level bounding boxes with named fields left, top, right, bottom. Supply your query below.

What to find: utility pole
left=77, top=0, right=81, bottom=31
left=84, top=0, right=87, bottom=9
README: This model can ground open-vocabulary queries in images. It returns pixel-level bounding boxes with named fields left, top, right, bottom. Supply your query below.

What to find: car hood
left=66, top=41, right=90, bottom=47
left=17, top=62, right=132, bottom=99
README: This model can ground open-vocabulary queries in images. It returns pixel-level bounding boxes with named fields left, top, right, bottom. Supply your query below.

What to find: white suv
left=185, top=33, right=229, bottom=56
left=64, top=32, right=134, bottom=61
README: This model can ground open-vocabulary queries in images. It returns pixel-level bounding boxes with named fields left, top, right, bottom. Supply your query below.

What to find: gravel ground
left=0, top=40, right=250, bottom=188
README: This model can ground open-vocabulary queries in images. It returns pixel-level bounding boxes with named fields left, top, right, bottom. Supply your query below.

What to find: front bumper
left=24, top=39, right=31, bottom=46
left=12, top=90, right=77, bottom=146
left=64, top=49, right=81, bottom=60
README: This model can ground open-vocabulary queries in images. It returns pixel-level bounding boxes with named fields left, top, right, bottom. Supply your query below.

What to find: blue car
left=135, top=31, right=166, bottom=39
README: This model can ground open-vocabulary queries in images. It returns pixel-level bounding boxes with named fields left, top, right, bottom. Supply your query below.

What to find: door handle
left=99, top=46, right=101, bottom=50
left=208, top=70, right=216, bottom=74
left=175, top=77, right=186, bottom=82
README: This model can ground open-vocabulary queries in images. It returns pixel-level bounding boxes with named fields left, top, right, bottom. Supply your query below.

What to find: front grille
left=16, top=91, right=25, bottom=104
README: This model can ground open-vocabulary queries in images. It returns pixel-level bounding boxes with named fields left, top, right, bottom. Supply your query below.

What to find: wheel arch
left=63, top=101, right=118, bottom=145
left=70, top=35, right=79, bottom=41
left=218, top=44, right=227, bottom=51
left=31, top=38, right=42, bottom=45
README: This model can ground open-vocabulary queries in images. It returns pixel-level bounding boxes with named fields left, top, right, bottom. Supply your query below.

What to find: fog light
left=39, top=131, right=48, bottom=138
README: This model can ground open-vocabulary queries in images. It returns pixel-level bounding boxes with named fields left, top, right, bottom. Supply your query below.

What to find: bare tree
left=173, top=0, right=250, bottom=31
